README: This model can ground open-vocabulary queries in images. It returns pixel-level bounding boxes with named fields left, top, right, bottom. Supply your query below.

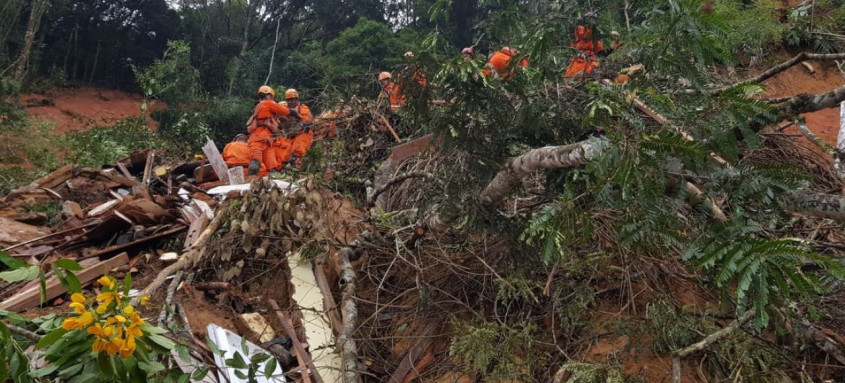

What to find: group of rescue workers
left=222, top=14, right=621, bottom=178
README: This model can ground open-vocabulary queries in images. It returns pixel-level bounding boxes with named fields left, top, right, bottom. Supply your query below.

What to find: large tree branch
left=479, top=138, right=610, bottom=206
left=783, top=191, right=845, bottom=222
left=712, top=52, right=845, bottom=95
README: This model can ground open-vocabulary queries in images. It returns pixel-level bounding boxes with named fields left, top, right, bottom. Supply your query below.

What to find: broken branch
left=671, top=309, right=756, bottom=383
left=714, top=52, right=845, bottom=94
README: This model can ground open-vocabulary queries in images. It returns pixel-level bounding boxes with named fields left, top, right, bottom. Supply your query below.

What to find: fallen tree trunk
left=671, top=309, right=756, bottom=383
left=337, top=237, right=364, bottom=383
left=130, top=205, right=228, bottom=306
left=783, top=192, right=845, bottom=222
left=479, top=138, right=610, bottom=206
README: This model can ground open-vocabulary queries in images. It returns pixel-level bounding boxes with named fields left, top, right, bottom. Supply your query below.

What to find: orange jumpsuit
left=564, top=26, right=604, bottom=78
left=291, top=104, right=314, bottom=158
left=224, top=141, right=265, bottom=175
left=272, top=104, right=314, bottom=169
left=248, top=99, right=291, bottom=172
left=483, top=51, right=527, bottom=78
left=379, top=82, right=404, bottom=109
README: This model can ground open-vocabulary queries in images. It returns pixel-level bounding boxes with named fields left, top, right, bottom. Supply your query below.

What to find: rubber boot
left=248, top=160, right=261, bottom=175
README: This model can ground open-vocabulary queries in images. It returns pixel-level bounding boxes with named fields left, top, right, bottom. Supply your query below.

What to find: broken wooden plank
left=202, top=137, right=229, bottom=183
left=228, top=167, right=245, bottom=185
left=0, top=252, right=129, bottom=312
left=183, top=213, right=209, bottom=250
left=387, top=322, right=440, bottom=383
left=1, top=223, right=98, bottom=252
left=313, top=263, right=343, bottom=336
left=142, top=150, right=154, bottom=185
left=268, top=299, right=324, bottom=383
left=88, top=200, right=121, bottom=217
left=79, top=225, right=186, bottom=261
left=115, top=161, right=133, bottom=179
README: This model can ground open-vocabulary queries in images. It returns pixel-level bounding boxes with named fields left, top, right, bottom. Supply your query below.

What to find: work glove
left=288, top=108, right=300, bottom=119
left=248, top=160, right=261, bottom=175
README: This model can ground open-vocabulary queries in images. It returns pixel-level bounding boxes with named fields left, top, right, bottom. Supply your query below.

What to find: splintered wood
left=202, top=137, right=229, bottom=183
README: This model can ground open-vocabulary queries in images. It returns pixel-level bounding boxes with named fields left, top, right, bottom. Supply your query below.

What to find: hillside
left=2, top=1, right=845, bottom=383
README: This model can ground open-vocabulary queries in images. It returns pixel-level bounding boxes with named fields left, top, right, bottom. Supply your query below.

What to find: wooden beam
left=0, top=252, right=129, bottom=312
left=268, top=299, right=324, bottom=383
left=201, top=137, right=229, bottom=183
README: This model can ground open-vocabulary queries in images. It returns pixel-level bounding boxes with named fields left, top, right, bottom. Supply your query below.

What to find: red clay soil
left=761, top=59, right=845, bottom=146
left=21, top=87, right=166, bottom=132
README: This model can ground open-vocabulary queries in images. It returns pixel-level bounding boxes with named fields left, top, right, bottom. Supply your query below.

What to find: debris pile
left=0, top=142, right=364, bottom=383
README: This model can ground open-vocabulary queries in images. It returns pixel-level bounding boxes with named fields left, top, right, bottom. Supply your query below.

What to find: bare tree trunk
left=87, top=40, right=100, bottom=84
left=13, top=0, right=49, bottom=82
left=479, top=138, right=610, bottom=206
left=784, top=192, right=845, bottom=222
left=837, top=101, right=845, bottom=173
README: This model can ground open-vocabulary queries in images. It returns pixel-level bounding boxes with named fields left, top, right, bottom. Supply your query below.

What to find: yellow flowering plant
left=31, top=274, right=203, bottom=382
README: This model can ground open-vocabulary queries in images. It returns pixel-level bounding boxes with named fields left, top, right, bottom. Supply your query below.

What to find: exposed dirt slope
left=762, top=59, right=845, bottom=145
left=21, top=86, right=165, bottom=132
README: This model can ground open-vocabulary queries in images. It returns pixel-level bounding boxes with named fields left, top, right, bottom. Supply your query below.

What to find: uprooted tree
left=333, top=1, right=845, bottom=382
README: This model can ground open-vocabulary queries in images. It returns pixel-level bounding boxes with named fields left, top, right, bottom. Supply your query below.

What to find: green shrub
left=64, top=118, right=172, bottom=167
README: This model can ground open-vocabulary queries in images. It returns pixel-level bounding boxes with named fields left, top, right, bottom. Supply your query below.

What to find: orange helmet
left=378, top=72, right=392, bottom=81
left=285, top=88, right=299, bottom=99
left=501, top=46, right=518, bottom=56
left=258, top=85, right=275, bottom=97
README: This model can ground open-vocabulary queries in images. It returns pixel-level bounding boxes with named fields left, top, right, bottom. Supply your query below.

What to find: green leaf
left=65, top=271, right=82, bottom=294
left=147, top=334, right=177, bottom=350
left=54, top=259, right=83, bottom=271
left=123, top=273, right=132, bottom=296
left=138, top=361, right=166, bottom=374
left=31, top=363, right=59, bottom=378
left=58, top=363, right=83, bottom=377
left=176, top=344, right=190, bottom=362
left=191, top=366, right=210, bottom=380
left=68, top=370, right=101, bottom=383
left=226, top=352, right=248, bottom=369
left=0, top=252, right=28, bottom=269
left=139, top=324, right=169, bottom=335
left=0, top=309, right=28, bottom=325
left=264, top=357, right=277, bottom=378
left=250, top=353, right=271, bottom=364
left=234, top=370, right=247, bottom=379
left=36, top=328, right=68, bottom=349
left=205, top=335, right=221, bottom=356
left=0, top=266, right=39, bottom=282
left=98, top=352, right=115, bottom=377
left=177, top=373, right=190, bottom=383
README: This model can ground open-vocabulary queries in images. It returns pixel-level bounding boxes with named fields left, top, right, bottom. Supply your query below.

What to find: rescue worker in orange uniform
left=222, top=134, right=260, bottom=175
left=378, top=72, right=403, bottom=110
left=483, top=46, right=527, bottom=78
left=246, top=86, right=299, bottom=175
left=564, top=13, right=621, bottom=79
left=286, top=88, right=314, bottom=166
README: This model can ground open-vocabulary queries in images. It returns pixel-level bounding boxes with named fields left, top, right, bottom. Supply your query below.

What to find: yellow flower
left=69, top=302, right=86, bottom=314
left=126, top=324, right=143, bottom=339
left=76, top=311, right=94, bottom=327
left=139, top=296, right=150, bottom=305
left=123, top=305, right=135, bottom=315
left=93, top=337, right=110, bottom=353
left=107, top=337, right=122, bottom=356
left=71, top=293, right=86, bottom=304
left=97, top=276, right=115, bottom=289
left=61, top=317, right=79, bottom=330
left=86, top=323, right=115, bottom=338
left=119, top=336, right=136, bottom=359
left=96, top=304, right=108, bottom=314
left=96, top=291, right=122, bottom=308
left=61, top=311, right=95, bottom=330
